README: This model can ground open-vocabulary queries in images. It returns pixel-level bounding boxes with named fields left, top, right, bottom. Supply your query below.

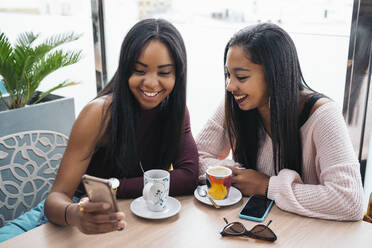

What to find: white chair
left=0, top=130, right=68, bottom=226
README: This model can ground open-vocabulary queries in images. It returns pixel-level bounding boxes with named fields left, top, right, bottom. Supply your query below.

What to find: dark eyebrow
left=225, top=66, right=251, bottom=72
left=136, top=61, right=174, bottom=69
left=233, top=67, right=250, bottom=72
left=158, top=64, right=174, bottom=69
left=136, top=61, right=147, bottom=67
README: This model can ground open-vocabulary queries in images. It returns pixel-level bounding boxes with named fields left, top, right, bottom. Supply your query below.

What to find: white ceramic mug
left=143, top=169, right=170, bottom=212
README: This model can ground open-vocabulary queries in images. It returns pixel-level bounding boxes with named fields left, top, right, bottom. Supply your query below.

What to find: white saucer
left=130, top=196, right=181, bottom=219
left=194, top=185, right=242, bottom=207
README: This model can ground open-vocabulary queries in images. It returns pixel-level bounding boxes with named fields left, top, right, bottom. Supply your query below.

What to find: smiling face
left=128, top=40, right=176, bottom=110
left=225, top=45, right=269, bottom=112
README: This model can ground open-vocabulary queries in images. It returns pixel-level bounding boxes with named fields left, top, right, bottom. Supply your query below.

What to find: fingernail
left=117, top=222, right=125, bottom=231
left=103, top=203, right=110, bottom=209
left=117, top=220, right=125, bottom=229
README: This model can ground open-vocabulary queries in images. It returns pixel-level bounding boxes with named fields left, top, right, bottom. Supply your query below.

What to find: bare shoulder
left=71, top=95, right=112, bottom=141
left=79, top=96, right=111, bottom=118
left=310, top=97, right=332, bottom=116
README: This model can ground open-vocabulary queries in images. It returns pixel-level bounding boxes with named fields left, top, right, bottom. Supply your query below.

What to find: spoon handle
left=207, top=195, right=220, bottom=209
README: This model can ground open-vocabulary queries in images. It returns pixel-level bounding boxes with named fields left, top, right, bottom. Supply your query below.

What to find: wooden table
left=2, top=196, right=372, bottom=248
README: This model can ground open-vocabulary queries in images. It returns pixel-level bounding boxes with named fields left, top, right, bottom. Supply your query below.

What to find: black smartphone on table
left=238, top=195, right=274, bottom=222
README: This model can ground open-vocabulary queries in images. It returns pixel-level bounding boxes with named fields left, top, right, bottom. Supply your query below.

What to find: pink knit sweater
left=196, top=101, right=364, bottom=221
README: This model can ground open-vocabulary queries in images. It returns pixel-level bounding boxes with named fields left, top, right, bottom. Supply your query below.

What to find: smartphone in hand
left=238, top=195, right=274, bottom=222
left=82, top=174, right=119, bottom=212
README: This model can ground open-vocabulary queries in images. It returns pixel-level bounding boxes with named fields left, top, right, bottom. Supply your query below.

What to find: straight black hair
left=96, top=18, right=187, bottom=177
left=224, top=23, right=312, bottom=176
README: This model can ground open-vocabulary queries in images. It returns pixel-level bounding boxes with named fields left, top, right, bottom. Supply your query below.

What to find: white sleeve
left=268, top=103, right=364, bottom=221
left=196, top=102, right=240, bottom=181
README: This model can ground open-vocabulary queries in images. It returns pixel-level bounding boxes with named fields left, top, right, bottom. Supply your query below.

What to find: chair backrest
left=0, top=130, right=68, bottom=226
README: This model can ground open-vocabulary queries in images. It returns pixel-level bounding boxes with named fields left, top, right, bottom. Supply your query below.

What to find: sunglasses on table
left=220, top=217, right=277, bottom=242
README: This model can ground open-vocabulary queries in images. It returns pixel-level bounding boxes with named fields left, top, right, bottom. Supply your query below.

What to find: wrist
left=66, top=203, right=80, bottom=226
left=64, top=203, right=73, bottom=226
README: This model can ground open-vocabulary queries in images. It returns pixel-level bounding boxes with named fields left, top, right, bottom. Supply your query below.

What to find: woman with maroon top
left=44, top=19, right=199, bottom=234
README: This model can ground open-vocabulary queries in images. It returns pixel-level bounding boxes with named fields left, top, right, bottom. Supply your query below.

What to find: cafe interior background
left=0, top=0, right=371, bottom=211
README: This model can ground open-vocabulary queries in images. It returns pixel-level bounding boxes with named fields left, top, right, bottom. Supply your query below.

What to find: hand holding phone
left=82, top=174, right=119, bottom=213
left=239, top=195, right=274, bottom=222
left=72, top=175, right=125, bottom=234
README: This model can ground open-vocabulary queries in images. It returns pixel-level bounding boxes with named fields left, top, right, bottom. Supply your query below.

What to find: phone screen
left=240, top=195, right=272, bottom=218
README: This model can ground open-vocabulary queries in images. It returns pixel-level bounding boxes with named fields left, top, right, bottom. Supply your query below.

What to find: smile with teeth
left=234, top=95, right=247, bottom=100
left=141, top=90, right=161, bottom=97
left=233, top=94, right=248, bottom=104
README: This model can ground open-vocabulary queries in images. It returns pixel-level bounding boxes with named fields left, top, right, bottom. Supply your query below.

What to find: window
left=103, top=0, right=353, bottom=134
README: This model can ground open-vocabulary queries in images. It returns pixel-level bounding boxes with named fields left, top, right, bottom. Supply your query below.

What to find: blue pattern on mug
left=143, top=169, right=170, bottom=211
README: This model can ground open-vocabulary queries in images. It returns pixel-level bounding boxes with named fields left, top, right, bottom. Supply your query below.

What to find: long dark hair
left=96, top=19, right=187, bottom=177
left=224, top=23, right=311, bottom=176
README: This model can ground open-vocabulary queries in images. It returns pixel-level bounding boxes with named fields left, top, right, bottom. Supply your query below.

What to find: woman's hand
left=68, top=197, right=126, bottom=234
left=226, top=166, right=270, bottom=196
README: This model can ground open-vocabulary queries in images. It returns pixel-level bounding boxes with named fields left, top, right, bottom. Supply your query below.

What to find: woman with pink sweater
left=196, top=23, right=364, bottom=221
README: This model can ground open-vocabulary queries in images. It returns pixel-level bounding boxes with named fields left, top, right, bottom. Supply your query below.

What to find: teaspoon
left=197, top=186, right=220, bottom=209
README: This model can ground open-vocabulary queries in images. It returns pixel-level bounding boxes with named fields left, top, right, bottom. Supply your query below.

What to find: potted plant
left=0, top=31, right=82, bottom=137
left=0, top=31, right=84, bottom=226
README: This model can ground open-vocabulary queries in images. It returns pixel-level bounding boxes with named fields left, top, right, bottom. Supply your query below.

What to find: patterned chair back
left=0, top=130, right=68, bottom=226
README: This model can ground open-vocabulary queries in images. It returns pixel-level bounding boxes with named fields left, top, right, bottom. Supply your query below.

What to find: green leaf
left=0, top=32, right=13, bottom=66
left=0, top=32, right=17, bottom=96
left=15, top=32, right=39, bottom=47
left=43, top=32, right=82, bottom=49
left=32, top=80, right=79, bottom=104
left=30, top=50, right=82, bottom=90
left=0, top=31, right=82, bottom=109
